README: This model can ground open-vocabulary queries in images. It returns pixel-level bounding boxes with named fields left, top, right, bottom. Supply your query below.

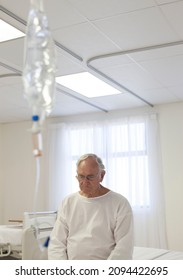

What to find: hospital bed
left=22, top=228, right=183, bottom=260
left=0, top=211, right=57, bottom=259
left=22, top=211, right=57, bottom=259
left=22, top=239, right=183, bottom=260
left=0, top=224, right=22, bottom=259
left=1, top=212, right=183, bottom=260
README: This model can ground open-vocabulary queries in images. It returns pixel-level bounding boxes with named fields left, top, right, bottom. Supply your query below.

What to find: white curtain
left=46, top=113, right=167, bottom=249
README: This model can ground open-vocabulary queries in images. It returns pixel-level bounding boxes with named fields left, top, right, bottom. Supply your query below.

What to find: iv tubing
left=33, top=156, right=41, bottom=213
left=32, top=156, right=45, bottom=251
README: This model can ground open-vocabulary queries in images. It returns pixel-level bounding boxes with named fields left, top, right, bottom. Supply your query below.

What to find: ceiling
left=1, top=0, right=183, bottom=123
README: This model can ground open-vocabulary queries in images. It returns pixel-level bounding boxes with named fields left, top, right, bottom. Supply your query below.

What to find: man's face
left=76, top=157, right=105, bottom=197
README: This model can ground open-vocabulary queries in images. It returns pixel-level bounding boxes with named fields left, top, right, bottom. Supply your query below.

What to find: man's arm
left=107, top=202, right=134, bottom=260
left=48, top=208, right=68, bottom=260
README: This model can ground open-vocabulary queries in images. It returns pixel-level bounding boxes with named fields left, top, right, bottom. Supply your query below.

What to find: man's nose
left=81, top=177, right=90, bottom=184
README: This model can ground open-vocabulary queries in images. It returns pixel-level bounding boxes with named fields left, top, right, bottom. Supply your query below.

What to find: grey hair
left=76, top=153, right=105, bottom=170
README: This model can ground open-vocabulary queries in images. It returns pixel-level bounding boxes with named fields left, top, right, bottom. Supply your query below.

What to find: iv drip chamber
left=22, top=0, right=56, bottom=122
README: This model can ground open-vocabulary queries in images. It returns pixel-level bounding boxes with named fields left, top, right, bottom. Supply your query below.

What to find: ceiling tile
left=1, top=0, right=86, bottom=29
left=168, top=85, right=183, bottom=100
left=0, top=75, right=21, bottom=87
left=94, top=7, right=180, bottom=50
left=44, top=0, right=87, bottom=30
left=55, top=50, right=84, bottom=76
left=156, top=0, right=181, bottom=4
left=0, top=0, right=30, bottom=20
left=0, top=38, right=24, bottom=69
left=89, top=54, right=134, bottom=68
left=52, top=97, right=102, bottom=116
left=68, top=0, right=155, bottom=20
left=139, top=54, right=183, bottom=86
left=53, top=22, right=119, bottom=60
left=92, top=92, right=146, bottom=110
left=129, top=44, right=183, bottom=62
left=99, top=62, right=163, bottom=91
left=160, top=1, right=183, bottom=39
left=134, top=87, right=179, bottom=104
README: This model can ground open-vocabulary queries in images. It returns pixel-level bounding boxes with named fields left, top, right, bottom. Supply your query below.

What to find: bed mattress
left=133, top=246, right=183, bottom=260
left=0, top=225, right=22, bottom=246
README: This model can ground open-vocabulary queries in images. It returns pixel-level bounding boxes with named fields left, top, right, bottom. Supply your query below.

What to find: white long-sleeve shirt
left=48, top=191, right=134, bottom=260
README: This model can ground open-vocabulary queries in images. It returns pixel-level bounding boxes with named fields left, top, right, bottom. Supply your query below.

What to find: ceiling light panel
left=0, top=19, right=25, bottom=42
left=56, top=72, right=121, bottom=98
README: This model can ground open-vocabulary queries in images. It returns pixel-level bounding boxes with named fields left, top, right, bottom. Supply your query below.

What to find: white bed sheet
left=155, top=250, right=183, bottom=260
left=0, top=225, right=22, bottom=246
left=133, top=246, right=183, bottom=260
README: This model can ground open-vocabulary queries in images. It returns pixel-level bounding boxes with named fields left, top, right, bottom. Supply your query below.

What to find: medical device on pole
left=22, top=0, right=56, bottom=157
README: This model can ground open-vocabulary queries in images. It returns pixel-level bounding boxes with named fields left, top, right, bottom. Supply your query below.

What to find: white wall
left=0, top=124, right=3, bottom=223
left=0, top=102, right=183, bottom=251
left=0, top=122, right=47, bottom=224
left=158, top=102, right=183, bottom=251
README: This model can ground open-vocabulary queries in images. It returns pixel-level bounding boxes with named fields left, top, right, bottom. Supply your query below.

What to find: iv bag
left=22, top=0, right=56, bottom=124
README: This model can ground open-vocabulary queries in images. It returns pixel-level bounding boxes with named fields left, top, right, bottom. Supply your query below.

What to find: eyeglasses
left=77, top=172, right=100, bottom=181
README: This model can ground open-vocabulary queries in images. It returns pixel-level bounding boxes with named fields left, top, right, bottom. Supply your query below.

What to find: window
left=69, top=121, right=150, bottom=207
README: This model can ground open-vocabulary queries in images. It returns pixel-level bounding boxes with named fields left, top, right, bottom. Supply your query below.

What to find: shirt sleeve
left=48, top=203, right=68, bottom=260
left=107, top=200, right=134, bottom=260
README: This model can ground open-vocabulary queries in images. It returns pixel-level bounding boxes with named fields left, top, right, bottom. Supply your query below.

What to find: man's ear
left=100, top=170, right=106, bottom=182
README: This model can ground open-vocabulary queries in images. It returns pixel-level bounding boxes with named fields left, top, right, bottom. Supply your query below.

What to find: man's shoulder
left=63, top=192, right=78, bottom=202
left=109, top=191, right=132, bottom=209
left=109, top=190, right=127, bottom=201
left=58, top=192, right=79, bottom=212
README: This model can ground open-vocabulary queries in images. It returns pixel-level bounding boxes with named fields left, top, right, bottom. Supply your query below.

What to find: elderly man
left=48, top=153, right=134, bottom=259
